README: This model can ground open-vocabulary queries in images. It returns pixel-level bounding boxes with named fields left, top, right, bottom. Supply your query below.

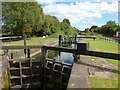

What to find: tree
left=100, top=21, right=118, bottom=36
left=63, top=18, right=70, bottom=25
left=84, top=28, right=90, bottom=33
left=2, top=2, right=43, bottom=36
left=2, top=2, right=78, bottom=37
left=89, top=25, right=98, bottom=32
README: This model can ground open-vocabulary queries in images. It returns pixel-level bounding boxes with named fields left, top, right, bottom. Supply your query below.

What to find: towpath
left=6, top=39, right=58, bottom=59
left=67, top=39, right=118, bottom=89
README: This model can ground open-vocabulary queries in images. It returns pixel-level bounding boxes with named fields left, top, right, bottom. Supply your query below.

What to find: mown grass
left=1, top=37, right=57, bottom=54
left=84, top=38, right=119, bottom=88
left=88, top=77, right=118, bottom=88
left=2, top=37, right=57, bottom=46
left=84, top=38, right=119, bottom=66
left=85, top=38, right=118, bottom=53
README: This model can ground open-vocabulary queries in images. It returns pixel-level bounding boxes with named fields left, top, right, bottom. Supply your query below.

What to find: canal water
left=52, top=35, right=82, bottom=67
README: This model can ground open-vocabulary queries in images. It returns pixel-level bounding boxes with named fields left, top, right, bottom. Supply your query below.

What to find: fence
left=100, top=36, right=119, bottom=43
left=61, top=34, right=96, bottom=44
left=0, top=36, right=22, bottom=42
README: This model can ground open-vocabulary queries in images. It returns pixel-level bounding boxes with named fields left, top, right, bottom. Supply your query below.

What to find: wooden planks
left=46, top=58, right=72, bottom=67
left=2, top=45, right=43, bottom=49
left=8, top=58, right=36, bottom=62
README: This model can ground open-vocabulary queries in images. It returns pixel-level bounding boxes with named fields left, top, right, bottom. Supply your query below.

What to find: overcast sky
left=36, top=0, right=119, bottom=31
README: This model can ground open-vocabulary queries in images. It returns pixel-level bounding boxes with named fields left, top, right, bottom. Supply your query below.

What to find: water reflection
left=54, top=44, right=76, bottom=65
left=54, top=52, right=73, bottom=64
left=54, top=35, right=84, bottom=65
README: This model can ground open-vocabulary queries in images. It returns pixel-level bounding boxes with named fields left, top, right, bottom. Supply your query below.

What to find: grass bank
left=2, top=37, right=57, bottom=46
left=1, top=37, right=57, bottom=54
left=84, top=38, right=119, bottom=88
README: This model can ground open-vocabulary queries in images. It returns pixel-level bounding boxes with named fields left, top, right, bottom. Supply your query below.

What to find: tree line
left=2, top=2, right=79, bottom=37
left=84, top=20, right=119, bottom=37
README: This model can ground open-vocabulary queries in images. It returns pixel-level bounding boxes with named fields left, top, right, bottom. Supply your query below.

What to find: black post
left=11, top=53, right=13, bottom=59
left=76, top=43, right=89, bottom=62
left=9, top=52, right=13, bottom=66
left=41, top=46, right=47, bottom=89
left=59, top=35, right=62, bottom=47
left=77, top=42, right=89, bottom=53
left=27, top=49, right=30, bottom=58
left=93, top=36, right=96, bottom=40
left=73, top=34, right=77, bottom=62
left=59, top=35, right=63, bottom=88
left=59, top=35, right=62, bottom=61
left=24, top=34, right=27, bottom=58
left=75, top=34, right=77, bottom=44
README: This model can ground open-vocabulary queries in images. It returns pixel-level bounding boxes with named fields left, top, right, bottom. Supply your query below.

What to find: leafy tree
left=2, top=2, right=39, bottom=36
left=63, top=18, right=70, bottom=25
left=84, top=20, right=118, bottom=37
left=90, top=29, right=95, bottom=36
left=89, top=25, right=98, bottom=32
left=2, top=2, right=78, bottom=37
left=84, top=28, right=90, bottom=33
left=100, top=21, right=118, bottom=36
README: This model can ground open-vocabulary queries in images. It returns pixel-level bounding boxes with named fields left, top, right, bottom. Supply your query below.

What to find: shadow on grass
left=76, top=62, right=120, bottom=74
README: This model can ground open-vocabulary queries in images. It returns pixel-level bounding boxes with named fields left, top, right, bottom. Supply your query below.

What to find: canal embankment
left=67, top=38, right=118, bottom=88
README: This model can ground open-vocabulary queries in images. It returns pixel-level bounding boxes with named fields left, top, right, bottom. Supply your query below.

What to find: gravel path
left=7, top=40, right=58, bottom=60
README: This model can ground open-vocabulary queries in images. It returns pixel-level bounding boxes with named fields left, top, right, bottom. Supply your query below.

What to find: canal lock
left=8, top=35, right=80, bottom=89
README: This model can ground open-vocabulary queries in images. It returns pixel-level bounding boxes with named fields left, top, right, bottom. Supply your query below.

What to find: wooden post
left=27, top=49, right=32, bottom=84
left=60, top=64, right=63, bottom=88
left=27, top=49, right=30, bottom=58
left=59, top=35, right=62, bottom=47
left=24, top=34, right=27, bottom=58
left=93, top=36, right=96, bottom=40
left=11, top=53, right=13, bottom=59
left=77, top=42, right=89, bottom=53
left=19, top=61, right=23, bottom=86
left=76, top=43, right=89, bottom=62
left=52, top=59, right=55, bottom=88
left=59, top=35, right=62, bottom=62
left=9, top=53, right=13, bottom=66
left=41, top=46, right=47, bottom=88
left=30, top=58, right=32, bottom=84
left=73, top=34, right=77, bottom=62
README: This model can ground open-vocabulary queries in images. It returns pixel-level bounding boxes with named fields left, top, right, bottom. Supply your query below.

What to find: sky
left=36, top=0, right=119, bottom=31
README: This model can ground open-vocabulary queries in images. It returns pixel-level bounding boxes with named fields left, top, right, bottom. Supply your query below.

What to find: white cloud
left=43, top=1, right=117, bottom=24
left=36, top=0, right=118, bottom=4
left=36, top=0, right=56, bottom=4
left=97, top=23, right=106, bottom=27
left=76, top=22, right=106, bottom=31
